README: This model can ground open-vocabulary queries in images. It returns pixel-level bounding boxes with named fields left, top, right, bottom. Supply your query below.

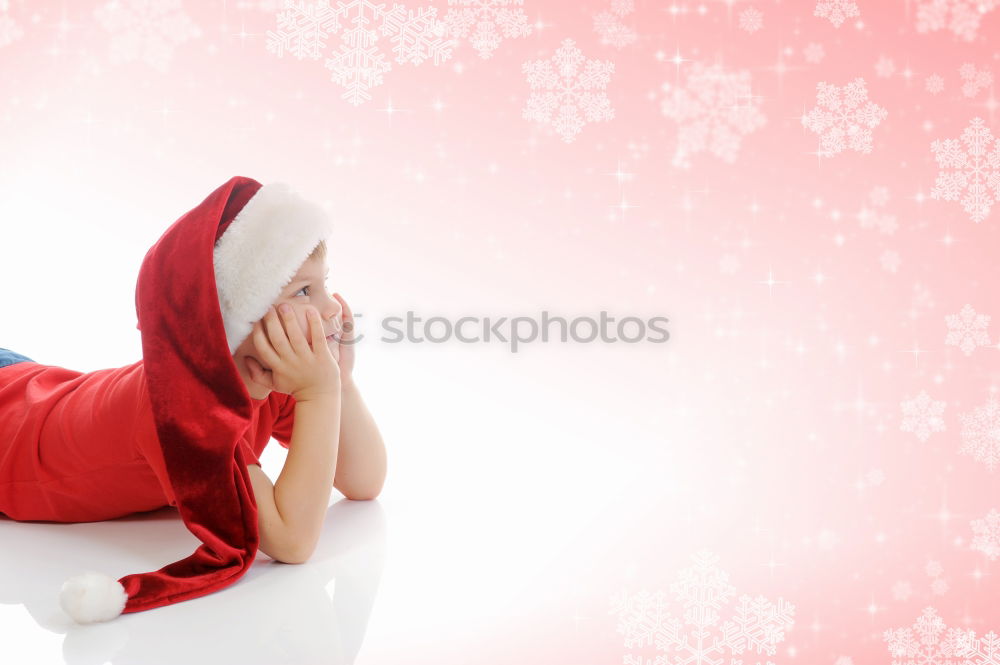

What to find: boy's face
left=232, top=255, right=342, bottom=400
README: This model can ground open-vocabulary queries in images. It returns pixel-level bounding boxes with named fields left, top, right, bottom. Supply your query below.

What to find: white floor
left=0, top=346, right=689, bottom=664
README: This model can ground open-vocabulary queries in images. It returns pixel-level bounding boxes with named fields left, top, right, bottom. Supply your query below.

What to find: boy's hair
left=308, top=239, right=327, bottom=261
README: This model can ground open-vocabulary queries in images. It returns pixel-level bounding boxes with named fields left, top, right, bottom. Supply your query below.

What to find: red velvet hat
left=57, top=176, right=334, bottom=623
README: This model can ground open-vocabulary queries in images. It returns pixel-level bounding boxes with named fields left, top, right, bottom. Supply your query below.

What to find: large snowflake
left=971, top=508, right=1000, bottom=560
left=930, top=117, right=1000, bottom=223
left=265, top=0, right=455, bottom=106
left=93, top=0, right=202, bottom=73
left=900, top=390, right=946, bottom=443
left=801, top=77, right=887, bottom=157
left=660, top=62, right=767, bottom=168
left=884, top=607, right=990, bottom=664
left=609, top=550, right=795, bottom=664
left=522, top=38, right=615, bottom=143
left=814, top=0, right=860, bottom=27
left=944, top=303, right=991, bottom=356
left=442, top=0, right=531, bottom=59
left=959, top=394, right=1000, bottom=472
left=915, top=0, right=1000, bottom=42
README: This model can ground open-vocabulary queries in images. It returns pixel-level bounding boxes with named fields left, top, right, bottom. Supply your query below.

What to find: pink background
left=1, top=0, right=999, bottom=663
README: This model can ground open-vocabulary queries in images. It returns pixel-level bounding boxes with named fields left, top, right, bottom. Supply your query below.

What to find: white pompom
left=59, top=571, right=128, bottom=624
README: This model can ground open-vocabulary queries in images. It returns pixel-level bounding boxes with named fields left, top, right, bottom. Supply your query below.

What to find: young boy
left=0, top=176, right=387, bottom=622
left=235, top=242, right=388, bottom=565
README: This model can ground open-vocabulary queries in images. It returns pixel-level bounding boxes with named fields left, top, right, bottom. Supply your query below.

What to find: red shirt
left=0, top=359, right=296, bottom=523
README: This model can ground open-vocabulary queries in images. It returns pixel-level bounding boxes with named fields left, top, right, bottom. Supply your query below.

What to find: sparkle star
left=866, top=596, right=880, bottom=619
left=765, top=47, right=802, bottom=90
left=757, top=265, right=788, bottom=297
left=230, top=19, right=258, bottom=49
left=899, top=340, right=930, bottom=369
left=378, top=97, right=413, bottom=125
left=606, top=159, right=634, bottom=185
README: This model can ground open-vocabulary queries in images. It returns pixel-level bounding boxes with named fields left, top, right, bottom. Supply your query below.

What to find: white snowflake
left=442, top=0, right=531, bottom=60
left=926, top=560, right=943, bottom=577
left=739, top=7, right=764, bottom=33
left=880, top=248, right=901, bottom=273
left=930, top=577, right=950, bottom=595
left=953, top=625, right=1000, bottom=663
left=803, top=42, right=825, bottom=64
left=815, top=0, right=860, bottom=27
left=660, top=62, right=767, bottom=168
left=802, top=78, right=887, bottom=157
left=900, top=390, right=946, bottom=443
left=958, top=394, right=1000, bottom=472
left=609, top=550, right=795, bottom=665
left=925, top=74, right=945, bottom=94
left=944, top=303, right=991, bottom=356
left=909, top=282, right=935, bottom=320
left=930, top=117, right=1000, bottom=223
left=959, top=63, right=993, bottom=98
left=916, top=0, right=1000, bottom=42
left=266, top=0, right=455, bottom=106
left=884, top=607, right=975, bottom=663
left=891, top=580, right=913, bottom=601
left=93, top=0, right=201, bottom=73
left=522, top=38, right=615, bottom=143
left=858, top=206, right=898, bottom=234
left=875, top=55, right=896, bottom=78
left=595, top=0, right=637, bottom=48
left=870, top=185, right=890, bottom=206
left=970, top=508, right=1000, bottom=560
left=834, top=658, right=854, bottom=665
left=0, top=0, right=23, bottom=48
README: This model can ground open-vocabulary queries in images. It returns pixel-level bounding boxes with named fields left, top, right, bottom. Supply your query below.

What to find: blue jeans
left=0, top=348, right=36, bottom=369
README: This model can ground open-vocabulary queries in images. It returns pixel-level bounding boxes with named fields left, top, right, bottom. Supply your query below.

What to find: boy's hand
left=245, top=303, right=341, bottom=402
left=331, top=292, right=356, bottom=383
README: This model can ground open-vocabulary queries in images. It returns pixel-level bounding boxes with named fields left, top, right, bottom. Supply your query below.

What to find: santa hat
left=57, top=175, right=334, bottom=623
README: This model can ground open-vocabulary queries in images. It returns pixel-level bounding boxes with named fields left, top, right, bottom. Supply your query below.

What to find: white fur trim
left=60, top=571, right=128, bottom=624
left=214, top=182, right=334, bottom=355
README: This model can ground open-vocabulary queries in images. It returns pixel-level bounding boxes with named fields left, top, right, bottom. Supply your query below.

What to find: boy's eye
left=294, top=286, right=309, bottom=297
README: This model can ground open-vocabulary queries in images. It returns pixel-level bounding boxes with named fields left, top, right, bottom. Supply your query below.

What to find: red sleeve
left=270, top=392, right=296, bottom=448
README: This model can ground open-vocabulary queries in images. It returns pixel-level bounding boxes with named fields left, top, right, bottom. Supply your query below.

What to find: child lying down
left=0, top=176, right=387, bottom=624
